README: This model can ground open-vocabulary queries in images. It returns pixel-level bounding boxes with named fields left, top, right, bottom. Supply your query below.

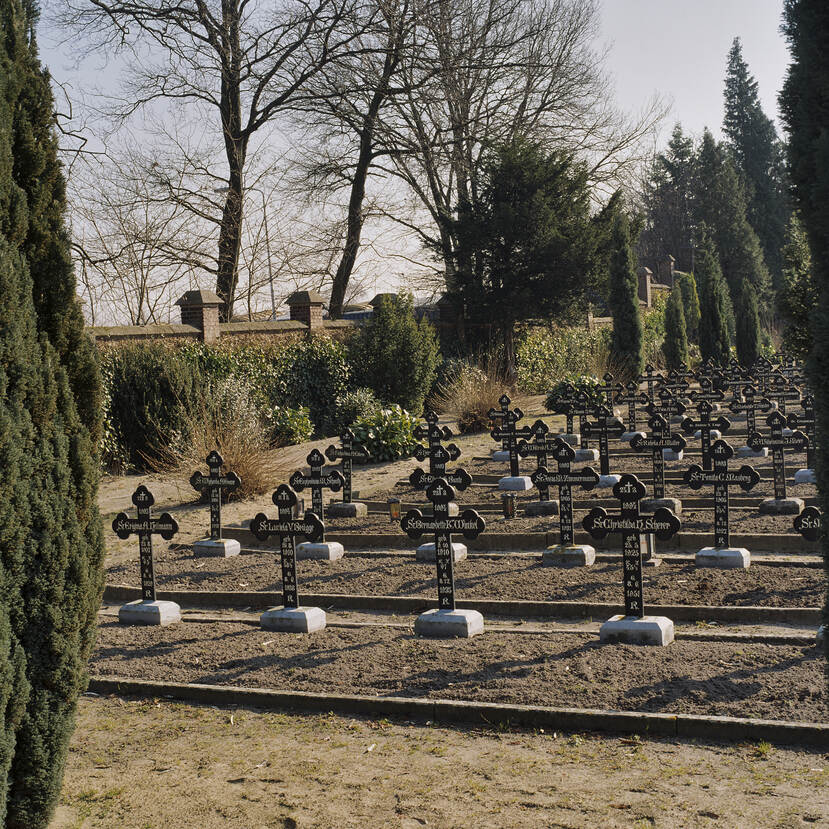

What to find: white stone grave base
left=557, top=433, right=580, bottom=446
left=622, top=431, right=646, bottom=443
left=498, top=475, right=533, bottom=491
left=326, top=502, right=367, bottom=518
left=640, top=497, right=682, bottom=515
left=817, top=625, right=826, bottom=647
left=492, top=450, right=511, bottom=462
left=599, top=615, right=674, bottom=646
left=693, top=429, right=722, bottom=440
left=119, top=599, right=181, bottom=626
left=414, top=608, right=484, bottom=638
left=759, top=497, right=804, bottom=515
left=597, top=474, right=621, bottom=489
left=736, top=445, right=768, bottom=458
left=794, top=468, right=816, bottom=485
left=573, top=448, right=599, bottom=462
left=695, top=546, right=750, bottom=569
left=662, top=449, right=684, bottom=461
left=416, top=542, right=467, bottom=562
left=296, top=541, right=344, bottom=561
left=260, top=606, right=326, bottom=633
left=193, top=538, right=241, bottom=558
left=782, top=427, right=794, bottom=437
left=524, top=500, right=559, bottom=517
left=542, top=544, right=595, bottom=567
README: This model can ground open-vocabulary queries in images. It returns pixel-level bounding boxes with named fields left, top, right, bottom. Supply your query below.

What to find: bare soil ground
left=51, top=696, right=829, bottom=829
left=90, top=620, right=826, bottom=722
left=107, top=548, right=826, bottom=608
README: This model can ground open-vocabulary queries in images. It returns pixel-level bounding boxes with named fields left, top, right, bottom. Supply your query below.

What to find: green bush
left=349, top=293, right=440, bottom=416
left=516, top=326, right=611, bottom=392
left=545, top=375, right=605, bottom=412
left=266, top=405, right=314, bottom=447
left=350, top=405, right=419, bottom=462
left=101, top=343, right=205, bottom=470
left=334, top=388, right=382, bottom=431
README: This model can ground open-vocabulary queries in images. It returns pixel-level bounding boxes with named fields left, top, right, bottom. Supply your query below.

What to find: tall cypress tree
left=735, top=281, right=761, bottom=367
left=695, top=233, right=732, bottom=365
left=675, top=272, right=700, bottom=343
left=778, top=213, right=817, bottom=360
left=663, top=286, right=689, bottom=369
left=607, top=202, right=644, bottom=379
left=1, top=1, right=105, bottom=824
left=780, top=0, right=829, bottom=664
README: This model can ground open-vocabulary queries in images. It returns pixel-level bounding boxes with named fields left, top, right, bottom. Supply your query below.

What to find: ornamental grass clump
left=428, top=358, right=509, bottom=434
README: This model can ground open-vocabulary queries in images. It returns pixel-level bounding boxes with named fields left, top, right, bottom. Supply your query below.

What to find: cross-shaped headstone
left=631, top=414, right=686, bottom=499
left=490, top=405, right=533, bottom=477
left=532, top=439, right=599, bottom=546
left=600, top=373, right=623, bottom=410
left=787, top=394, right=816, bottom=470
left=615, top=381, right=649, bottom=435
left=689, top=375, right=725, bottom=408
left=571, top=390, right=595, bottom=451
left=415, top=410, right=454, bottom=452
left=794, top=506, right=823, bottom=541
left=325, top=428, right=370, bottom=504
left=250, top=485, right=325, bottom=609
left=400, top=478, right=486, bottom=611
left=747, top=411, right=809, bottom=501
left=683, top=439, right=760, bottom=548
left=549, top=381, right=579, bottom=436
left=580, top=404, right=625, bottom=476
left=582, top=474, right=681, bottom=617
left=517, top=419, right=553, bottom=499
left=289, top=448, right=345, bottom=520
left=488, top=394, right=520, bottom=452
left=751, top=356, right=776, bottom=393
left=189, top=450, right=241, bottom=541
left=646, top=387, right=686, bottom=424
left=681, top=400, right=731, bottom=471
left=410, top=444, right=472, bottom=491
left=639, top=364, right=665, bottom=404
left=728, top=383, right=772, bottom=438
left=112, top=485, right=179, bottom=601
left=765, top=373, right=801, bottom=416
left=656, top=368, right=690, bottom=399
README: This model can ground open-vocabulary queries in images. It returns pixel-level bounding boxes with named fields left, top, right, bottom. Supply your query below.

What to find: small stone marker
left=401, top=478, right=487, bottom=638
left=580, top=404, right=625, bottom=486
left=683, top=439, right=760, bottom=568
left=631, top=414, right=685, bottom=513
left=289, top=449, right=345, bottom=560
left=532, top=438, right=599, bottom=566
left=490, top=401, right=534, bottom=489
left=518, top=419, right=559, bottom=515
left=748, top=411, right=809, bottom=514
left=582, top=474, right=681, bottom=645
left=325, top=428, right=370, bottom=517
left=615, top=381, right=649, bottom=440
left=189, top=450, right=242, bottom=558
left=729, top=384, right=773, bottom=457
left=788, top=394, right=816, bottom=484
left=112, top=485, right=180, bottom=625
left=251, top=485, right=326, bottom=632
left=681, top=400, right=731, bottom=471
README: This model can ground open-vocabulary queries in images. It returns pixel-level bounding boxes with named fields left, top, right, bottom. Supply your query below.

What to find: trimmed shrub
left=334, top=388, right=382, bottom=431
left=545, top=375, right=605, bottom=412
left=349, top=293, right=440, bottom=416
left=676, top=272, right=701, bottom=342
left=350, top=405, right=419, bottom=462
left=663, top=288, right=689, bottom=369
left=266, top=406, right=314, bottom=447
left=516, top=326, right=611, bottom=392
left=608, top=208, right=644, bottom=380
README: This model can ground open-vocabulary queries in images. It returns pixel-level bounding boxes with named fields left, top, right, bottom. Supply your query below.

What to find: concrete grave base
left=573, top=448, right=600, bottom=462
left=736, top=445, right=768, bottom=458
left=557, top=433, right=580, bottom=446
left=416, top=542, right=467, bottom=562
left=414, top=608, right=484, bottom=638
left=642, top=556, right=662, bottom=568
left=193, top=538, right=241, bottom=558
left=597, top=474, right=621, bottom=489
left=695, top=546, right=751, bottom=569
left=498, top=475, right=533, bottom=491
left=782, top=427, right=794, bottom=437
left=693, top=429, right=722, bottom=440
left=759, top=497, right=804, bottom=515
left=794, top=468, right=816, bottom=485
left=492, top=450, right=511, bottom=462
left=621, top=431, right=646, bottom=443
left=817, top=625, right=826, bottom=647
left=296, top=541, right=344, bottom=561
left=640, top=497, right=682, bottom=515
left=119, top=599, right=181, bottom=627
left=662, top=449, right=684, bottom=461
left=599, top=615, right=674, bottom=646
left=326, top=502, right=367, bottom=518
left=260, top=606, right=326, bottom=633
left=542, top=544, right=596, bottom=567
left=524, top=500, right=560, bottom=517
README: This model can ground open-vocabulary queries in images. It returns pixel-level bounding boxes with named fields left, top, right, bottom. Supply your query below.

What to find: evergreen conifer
left=735, top=281, right=761, bottom=367
left=675, top=272, right=700, bottom=342
left=696, top=234, right=732, bottom=365
left=778, top=213, right=817, bottom=360
left=663, top=287, right=689, bottom=369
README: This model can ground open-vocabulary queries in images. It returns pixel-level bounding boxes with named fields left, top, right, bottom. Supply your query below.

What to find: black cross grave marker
left=400, top=478, right=486, bottom=611
left=615, top=381, right=649, bottom=434
left=683, top=439, right=760, bottom=548
left=646, top=388, right=686, bottom=424
left=488, top=394, right=521, bottom=452
left=250, top=485, right=325, bottom=609
left=656, top=368, right=690, bottom=399
left=532, top=439, right=599, bottom=546
left=600, top=373, right=623, bottom=410
left=751, top=356, right=776, bottom=393
left=517, top=419, right=553, bottom=499
left=630, top=414, right=686, bottom=499
left=580, top=404, right=625, bottom=476
left=550, top=381, right=579, bottom=436
left=728, top=384, right=772, bottom=438
left=765, top=373, right=801, bottom=416
left=189, top=450, right=241, bottom=541
left=112, top=485, right=179, bottom=601
left=639, top=364, right=665, bottom=404
left=490, top=404, right=533, bottom=477
left=325, top=428, right=370, bottom=504
left=571, top=390, right=594, bottom=451
left=289, top=448, right=344, bottom=519
left=689, top=375, right=725, bottom=408
left=794, top=506, right=823, bottom=541
left=681, top=400, right=731, bottom=471
left=410, top=444, right=472, bottom=491
left=582, top=474, right=681, bottom=617
left=747, top=411, right=809, bottom=501
left=787, top=394, right=816, bottom=469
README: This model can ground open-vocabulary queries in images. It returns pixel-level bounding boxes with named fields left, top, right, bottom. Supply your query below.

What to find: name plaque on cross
left=517, top=419, right=552, bottom=499
left=190, top=450, right=241, bottom=541
left=289, top=448, right=344, bottom=520
left=490, top=404, right=533, bottom=477
left=325, top=428, right=370, bottom=504
left=488, top=394, right=519, bottom=451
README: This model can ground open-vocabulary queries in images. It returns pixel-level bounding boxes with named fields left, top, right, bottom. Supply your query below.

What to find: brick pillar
left=287, top=290, right=326, bottom=330
left=175, top=289, right=223, bottom=344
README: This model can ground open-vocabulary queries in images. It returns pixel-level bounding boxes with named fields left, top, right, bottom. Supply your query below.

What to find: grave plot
left=90, top=620, right=826, bottom=723
left=105, top=547, right=826, bottom=608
